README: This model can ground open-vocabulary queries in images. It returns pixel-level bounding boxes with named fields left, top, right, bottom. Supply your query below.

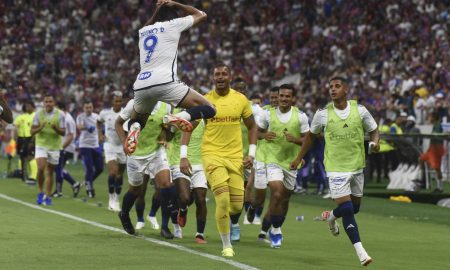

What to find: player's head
left=22, top=101, right=35, bottom=113
left=43, top=94, right=55, bottom=113
left=232, top=77, right=247, bottom=95
left=250, top=94, right=262, bottom=106
left=83, top=99, right=94, bottom=115
left=278, top=84, right=295, bottom=110
left=213, top=63, right=232, bottom=92
left=328, top=76, right=348, bottom=101
left=154, top=4, right=179, bottom=23
left=112, top=91, right=123, bottom=112
left=56, top=101, right=66, bottom=111
left=269, top=86, right=279, bottom=107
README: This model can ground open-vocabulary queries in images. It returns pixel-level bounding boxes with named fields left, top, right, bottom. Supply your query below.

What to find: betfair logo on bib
left=329, top=132, right=358, bottom=141
left=210, top=116, right=240, bottom=123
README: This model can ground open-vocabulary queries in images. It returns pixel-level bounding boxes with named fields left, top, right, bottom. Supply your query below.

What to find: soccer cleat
left=230, top=225, right=241, bottom=242
left=160, top=227, right=174, bottom=239
left=221, top=247, right=235, bottom=257
left=146, top=215, right=160, bottom=230
left=177, top=208, right=187, bottom=228
left=43, top=196, right=53, bottom=206
left=195, top=234, right=207, bottom=244
left=36, top=192, right=45, bottom=205
left=243, top=214, right=251, bottom=225
left=72, top=182, right=81, bottom=197
left=246, top=206, right=256, bottom=223
left=269, top=230, right=283, bottom=248
left=118, top=211, right=135, bottom=235
left=51, top=191, right=63, bottom=198
left=108, top=194, right=115, bottom=211
left=173, top=227, right=183, bottom=239
left=322, top=210, right=339, bottom=236
left=253, top=216, right=262, bottom=225
left=124, top=122, right=141, bottom=155
left=357, top=250, right=373, bottom=266
left=257, top=233, right=271, bottom=244
left=135, top=221, right=145, bottom=230
left=163, top=114, right=193, bottom=132
left=87, top=189, right=95, bottom=198
left=113, top=194, right=121, bottom=212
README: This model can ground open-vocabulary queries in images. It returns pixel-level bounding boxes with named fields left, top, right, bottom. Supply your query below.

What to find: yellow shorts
left=202, top=155, right=244, bottom=191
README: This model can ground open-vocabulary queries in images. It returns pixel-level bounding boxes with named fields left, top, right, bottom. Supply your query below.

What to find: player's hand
left=289, top=158, right=304, bottom=170
left=283, top=131, right=297, bottom=143
left=243, top=155, right=254, bottom=169
left=368, top=141, right=380, bottom=154
left=264, top=131, right=277, bottom=141
left=99, top=134, right=106, bottom=143
left=180, top=157, right=192, bottom=176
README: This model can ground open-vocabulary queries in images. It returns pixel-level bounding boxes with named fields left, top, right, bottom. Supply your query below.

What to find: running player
left=98, top=91, right=126, bottom=211
left=169, top=108, right=208, bottom=243
left=183, top=64, right=257, bottom=257
left=290, top=77, right=379, bottom=266
left=256, top=84, right=310, bottom=248
left=116, top=99, right=179, bottom=239
left=31, top=94, right=65, bottom=205
left=125, top=0, right=216, bottom=155
left=53, top=102, right=81, bottom=197
left=76, top=100, right=104, bottom=198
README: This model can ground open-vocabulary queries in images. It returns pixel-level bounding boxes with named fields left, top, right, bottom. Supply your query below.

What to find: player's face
left=25, top=103, right=34, bottom=113
left=278, top=88, right=294, bottom=110
left=213, top=67, right=231, bottom=91
left=112, top=96, right=123, bottom=111
left=269, top=92, right=278, bottom=107
left=43, top=97, right=54, bottom=112
left=329, top=80, right=348, bottom=101
left=234, top=82, right=247, bottom=95
left=84, top=103, right=93, bottom=115
left=252, top=98, right=262, bottom=106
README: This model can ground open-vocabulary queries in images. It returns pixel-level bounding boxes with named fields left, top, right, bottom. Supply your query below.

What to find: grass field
left=1, top=157, right=450, bottom=270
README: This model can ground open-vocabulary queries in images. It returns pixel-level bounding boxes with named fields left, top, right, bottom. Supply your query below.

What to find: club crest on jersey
left=138, top=72, right=152, bottom=80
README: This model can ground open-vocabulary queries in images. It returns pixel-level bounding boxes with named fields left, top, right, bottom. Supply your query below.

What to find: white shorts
left=170, top=165, right=208, bottom=189
left=328, top=173, right=364, bottom=199
left=254, top=161, right=268, bottom=189
left=35, top=146, right=60, bottom=165
left=105, top=151, right=127, bottom=164
left=127, top=149, right=170, bottom=186
left=266, top=163, right=297, bottom=191
left=134, top=81, right=189, bottom=114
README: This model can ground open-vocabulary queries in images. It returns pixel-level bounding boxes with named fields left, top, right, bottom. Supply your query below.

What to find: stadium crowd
left=0, top=0, right=448, bottom=123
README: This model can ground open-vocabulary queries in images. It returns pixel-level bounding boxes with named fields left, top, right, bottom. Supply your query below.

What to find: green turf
left=1, top=157, right=450, bottom=269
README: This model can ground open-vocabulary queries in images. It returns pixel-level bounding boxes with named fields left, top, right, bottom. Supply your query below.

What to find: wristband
left=180, top=145, right=188, bottom=159
left=248, top=144, right=256, bottom=158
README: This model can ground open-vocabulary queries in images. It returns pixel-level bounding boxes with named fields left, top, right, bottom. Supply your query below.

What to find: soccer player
left=125, top=0, right=216, bottom=155
left=183, top=64, right=257, bottom=257
left=169, top=109, right=208, bottom=243
left=31, top=94, right=65, bottom=205
left=14, top=101, right=36, bottom=183
left=255, top=84, right=310, bottom=248
left=248, top=87, right=279, bottom=240
left=290, top=77, right=379, bottom=266
left=0, top=90, right=13, bottom=123
left=76, top=100, right=103, bottom=198
left=98, top=91, right=126, bottom=211
left=53, top=102, right=81, bottom=197
left=116, top=100, right=179, bottom=239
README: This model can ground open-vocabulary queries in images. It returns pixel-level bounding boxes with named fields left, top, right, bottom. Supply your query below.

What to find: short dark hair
left=279, top=84, right=296, bottom=96
left=56, top=101, right=66, bottom=110
left=329, top=76, right=348, bottom=85
left=269, top=86, right=279, bottom=92
left=213, top=63, right=231, bottom=73
left=43, top=93, right=54, bottom=99
left=250, top=94, right=261, bottom=100
left=154, top=5, right=179, bottom=23
left=83, top=99, right=93, bottom=105
left=233, top=77, right=245, bottom=84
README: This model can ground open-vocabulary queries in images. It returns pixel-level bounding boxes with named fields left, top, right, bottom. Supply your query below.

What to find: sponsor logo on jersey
left=138, top=72, right=152, bottom=80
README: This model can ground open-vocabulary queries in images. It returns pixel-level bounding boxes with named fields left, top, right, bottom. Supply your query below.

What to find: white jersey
left=133, top=16, right=194, bottom=90
left=99, top=108, right=123, bottom=152
left=63, top=112, right=77, bottom=154
left=257, top=107, right=310, bottom=134
left=76, top=112, right=100, bottom=148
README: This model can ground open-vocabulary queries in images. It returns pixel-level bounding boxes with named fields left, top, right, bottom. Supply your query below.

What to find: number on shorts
left=144, top=35, right=158, bottom=63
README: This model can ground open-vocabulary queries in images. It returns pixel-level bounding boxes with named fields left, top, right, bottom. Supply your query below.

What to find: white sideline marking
left=0, top=193, right=259, bottom=270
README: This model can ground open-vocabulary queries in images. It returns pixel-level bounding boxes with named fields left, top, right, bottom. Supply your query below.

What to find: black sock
left=197, top=219, right=206, bottom=234
left=262, top=217, right=271, bottom=232
left=149, top=196, right=160, bottom=216
left=115, top=176, right=123, bottom=195
left=255, top=206, right=263, bottom=217
left=230, top=213, right=241, bottom=225
left=135, top=199, right=145, bottom=222
left=108, top=175, right=115, bottom=194
left=121, top=192, right=138, bottom=214
left=244, top=201, right=251, bottom=212
left=186, top=105, right=216, bottom=120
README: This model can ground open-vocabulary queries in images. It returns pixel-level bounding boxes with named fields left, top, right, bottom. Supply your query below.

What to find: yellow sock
left=29, top=159, right=38, bottom=180
left=213, top=185, right=231, bottom=234
left=229, top=186, right=244, bottom=216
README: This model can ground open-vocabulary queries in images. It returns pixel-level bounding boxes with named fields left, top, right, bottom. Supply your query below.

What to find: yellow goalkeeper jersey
left=202, top=88, right=252, bottom=160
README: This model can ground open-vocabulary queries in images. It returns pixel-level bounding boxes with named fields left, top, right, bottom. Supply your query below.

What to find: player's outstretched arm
left=368, top=128, right=380, bottom=153
left=163, top=0, right=207, bottom=26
